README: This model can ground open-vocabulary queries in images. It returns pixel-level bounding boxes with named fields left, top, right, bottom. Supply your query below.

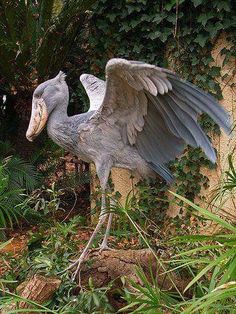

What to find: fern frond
left=0, top=155, right=42, bottom=228
left=3, top=156, right=41, bottom=192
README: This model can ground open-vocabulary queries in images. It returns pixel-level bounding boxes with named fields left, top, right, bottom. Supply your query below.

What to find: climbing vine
left=85, top=0, right=236, bottom=225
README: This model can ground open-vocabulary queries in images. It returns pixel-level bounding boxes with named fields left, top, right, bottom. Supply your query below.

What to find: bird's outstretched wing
left=92, top=58, right=231, bottom=182
left=80, top=74, right=106, bottom=111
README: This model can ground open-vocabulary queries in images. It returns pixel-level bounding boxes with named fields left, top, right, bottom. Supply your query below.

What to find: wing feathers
left=94, top=58, right=231, bottom=182
left=164, top=94, right=216, bottom=162
left=80, top=74, right=106, bottom=111
left=167, top=74, right=231, bottom=133
left=149, top=76, right=166, bottom=94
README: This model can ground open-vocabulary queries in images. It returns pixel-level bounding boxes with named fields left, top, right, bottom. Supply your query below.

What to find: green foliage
left=0, top=282, right=114, bottom=313
left=0, top=162, right=21, bottom=227
left=87, top=0, right=236, bottom=221
left=0, top=155, right=40, bottom=228
left=0, top=0, right=96, bottom=94
left=213, top=154, right=236, bottom=206
left=121, top=268, right=179, bottom=313
left=109, top=190, right=236, bottom=313
left=169, top=193, right=236, bottom=313
left=136, top=179, right=169, bottom=224
left=0, top=216, right=115, bottom=313
left=24, top=182, right=64, bottom=219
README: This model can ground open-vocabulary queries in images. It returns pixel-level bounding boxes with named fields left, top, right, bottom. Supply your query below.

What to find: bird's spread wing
left=92, top=58, right=231, bottom=182
left=80, top=74, right=106, bottom=112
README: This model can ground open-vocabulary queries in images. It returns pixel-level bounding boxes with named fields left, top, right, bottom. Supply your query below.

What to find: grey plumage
left=26, top=58, right=231, bottom=276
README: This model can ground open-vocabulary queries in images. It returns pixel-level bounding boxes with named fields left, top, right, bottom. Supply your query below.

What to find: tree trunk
left=78, top=249, right=188, bottom=293
left=3, top=275, right=61, bottom=314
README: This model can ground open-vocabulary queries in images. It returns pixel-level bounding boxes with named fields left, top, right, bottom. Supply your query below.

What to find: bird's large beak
left=26, top=98, right=48, bottom=142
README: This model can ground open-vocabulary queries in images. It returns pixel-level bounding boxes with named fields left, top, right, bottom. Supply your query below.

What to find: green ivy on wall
left=86, top=0, right=236, bottom=224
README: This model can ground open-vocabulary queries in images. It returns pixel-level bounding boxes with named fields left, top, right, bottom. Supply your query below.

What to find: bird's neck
left=49, top=104, right=69, bottom=123
left=47, top=102, right=73, bottom=149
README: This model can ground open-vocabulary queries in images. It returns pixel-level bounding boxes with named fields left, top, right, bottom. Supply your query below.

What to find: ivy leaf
left=126, top=4, right=142, bottom=14
left=194, top=34, right=208, bottom=48
left=209, top=66, right=221, bottom=77
left=130, top=19, right=141, bottom=28
left=206, top=22, right=223, bottom=39
left=197, top=13, right=214, bottom=27
left=148, top=30, right=161, bottom=40
left=136, top=0, right=147, bottom=4
left=167, top=14, right=178, bottom=24
left=202, top=55, right=214, bottom=65
left=213, top=1, right=231, bottom=12
left=153, top=12, right=167, bottom=24
left=159, top=28, right=171, bottom=42
left=119, top=22, right=131, bottom=32
left=191, top=56, right=199, bottom=66
left=165, top=0, right=176, bottom=11
left=194, top=33, right=208, bottom=47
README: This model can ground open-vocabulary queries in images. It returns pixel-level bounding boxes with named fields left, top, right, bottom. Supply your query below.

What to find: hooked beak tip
left=26, top=135, right=34, bottom=142
left=26, top=129, right=36, bottom=142
left=26, top=97, right=48, bottom=142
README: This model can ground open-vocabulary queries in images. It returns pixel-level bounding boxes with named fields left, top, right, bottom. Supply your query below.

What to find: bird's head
left=26, top=71, right=68, bottom=142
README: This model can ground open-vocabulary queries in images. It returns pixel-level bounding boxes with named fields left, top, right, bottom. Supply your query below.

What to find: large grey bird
left=26, top=58, right=231, bottom=278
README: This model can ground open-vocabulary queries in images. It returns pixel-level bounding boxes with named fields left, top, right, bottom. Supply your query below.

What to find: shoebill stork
left=26, top=58, right=231, bottom=279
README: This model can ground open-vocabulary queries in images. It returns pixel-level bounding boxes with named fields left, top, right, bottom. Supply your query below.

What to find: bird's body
left=46, top=102, right=154, bottom=179
left=26, top=58, right=231, bottom=279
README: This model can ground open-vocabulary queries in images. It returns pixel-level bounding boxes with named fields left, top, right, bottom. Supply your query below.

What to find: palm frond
left=0, top=0, right=96, bottom=94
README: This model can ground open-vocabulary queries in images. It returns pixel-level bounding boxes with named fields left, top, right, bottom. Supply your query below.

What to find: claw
left=98, top=244, right=114, bottom=253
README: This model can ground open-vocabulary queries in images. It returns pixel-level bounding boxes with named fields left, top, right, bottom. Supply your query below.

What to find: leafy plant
left=0, top=0, right=96, bottom=145
left=106, top=189, right=236, bottom=313
left=0, top=141, right=41, bottom=228
left=0, top=162, right=21, bottom=227
left=0, top=0, right=95, bottom=93
left=0, top=217, right=114, bottom=313
left=24, top=183, right=64, bottom=218
left=0, top=280, right=114, bottom=313
left=211, top=154, right=236, bottom=210
left=168, top=192, right=236, bottom=313
left=121, top=267, right=179, bottom=313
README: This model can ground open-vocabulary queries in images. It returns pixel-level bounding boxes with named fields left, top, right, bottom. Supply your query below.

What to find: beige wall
left=91, top=35, right=236, bottom=221
left=198, top=35, right=235, bottom=216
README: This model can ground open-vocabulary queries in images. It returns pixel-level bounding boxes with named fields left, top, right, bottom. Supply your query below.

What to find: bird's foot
left=59, top=250, right=90, bottom=282
left=71, top=257, right=84, bottom=282
left=98, top=240, right=114, bottom=253
left=99, top=244, right=110, bottom=252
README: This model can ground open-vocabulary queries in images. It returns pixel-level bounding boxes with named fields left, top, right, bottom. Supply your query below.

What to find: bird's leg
left=99, top=212, right=113, bottom=251
left=69, top=191, right=107, bottom=281
left=99, top=194, right=116, bottom=251
left=66, top=160, right=111, bottom=281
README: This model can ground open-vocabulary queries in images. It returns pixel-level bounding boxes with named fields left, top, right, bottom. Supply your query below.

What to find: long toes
left=72, top=267, right=80, bottom=281
left=71, top=258, right=83, bottom=281
left=58, top=255, right=85, bottom=276
left=99, top=244, right=114, bottom=252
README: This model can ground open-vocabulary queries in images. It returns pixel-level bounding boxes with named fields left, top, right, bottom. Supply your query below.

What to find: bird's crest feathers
left=56, top=71, right=66, bottom=82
